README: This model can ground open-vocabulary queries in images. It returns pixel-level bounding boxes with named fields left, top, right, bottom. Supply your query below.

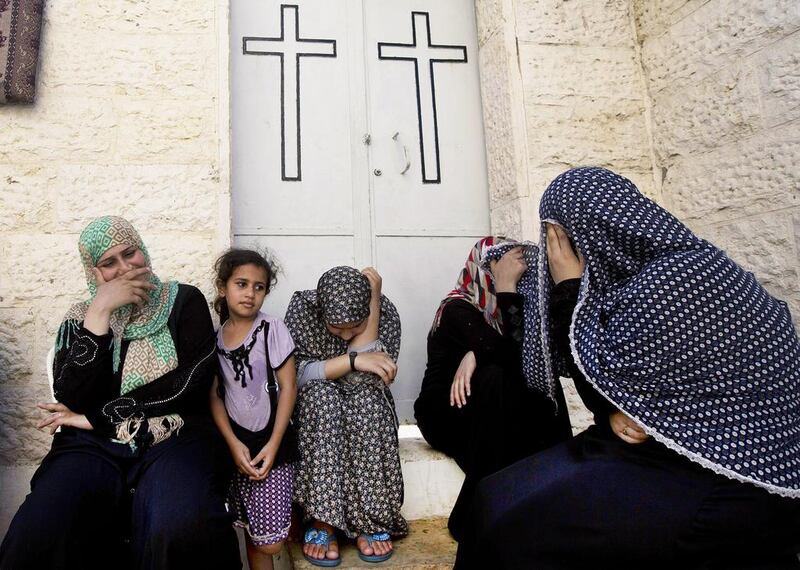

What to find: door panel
left=376, top=235, right=484, bottom=422
left=231, top=0, right=490, bottom=423
left=232, top=0, right=364, bottom=236
left=365, top=1, right=489, bottom=236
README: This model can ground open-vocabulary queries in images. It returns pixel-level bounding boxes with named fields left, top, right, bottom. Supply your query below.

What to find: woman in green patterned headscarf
left=0, top=216, right=241, bottom=570
left=54, top=215, right=183, bottom=444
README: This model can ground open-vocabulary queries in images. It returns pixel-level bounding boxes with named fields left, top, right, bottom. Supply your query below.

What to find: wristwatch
left=349, top=351, right=358, bottom=372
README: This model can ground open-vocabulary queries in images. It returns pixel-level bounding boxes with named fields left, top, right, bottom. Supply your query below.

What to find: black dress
left=414, top=292, right=572, bottom=558
left=475, top=279, right=800, bottom=569
left=0, top=285, right=242, bottom=570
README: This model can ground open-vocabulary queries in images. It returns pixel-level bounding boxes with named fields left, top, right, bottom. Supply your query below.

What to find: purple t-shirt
left=216, top=312, right=295, bottom=431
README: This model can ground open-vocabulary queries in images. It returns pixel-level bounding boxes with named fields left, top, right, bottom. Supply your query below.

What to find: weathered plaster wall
left=0, top=0, right=230, bottom=467
left=635, top=0, right=800, bottom=324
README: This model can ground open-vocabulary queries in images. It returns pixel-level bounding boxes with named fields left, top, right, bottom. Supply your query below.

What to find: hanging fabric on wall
left=0, top=0, right=44, bottom=104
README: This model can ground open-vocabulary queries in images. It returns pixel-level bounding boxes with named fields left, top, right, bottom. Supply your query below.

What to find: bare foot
left=303, top=521, right=339, bottom=562
left=357, top=533, right=393, bottom=558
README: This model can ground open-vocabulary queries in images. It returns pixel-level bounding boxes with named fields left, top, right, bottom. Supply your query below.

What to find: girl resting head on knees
left=475, top=168, right=800, bottom=569
left=285, top=266, right=408, bottom=567
left=210, top=248, right=298, bottom=570
left=414, top=237, right=571, bottom=565
left=0, top=216, right=240, bottom=570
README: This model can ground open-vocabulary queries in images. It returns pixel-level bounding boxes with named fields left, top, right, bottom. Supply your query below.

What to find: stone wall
left=0, top=0, right=230, bottom=466
left=635, top=0, right=800, bottom=324
left=478, top=0, right=660, bottom=243
left=477, top=0, right=660, bottom=430
left=477, top=0, right=800, bottom=430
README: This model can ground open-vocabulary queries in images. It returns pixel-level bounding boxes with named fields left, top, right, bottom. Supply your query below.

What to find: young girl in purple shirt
left=210, top=249, right=298, bottom=570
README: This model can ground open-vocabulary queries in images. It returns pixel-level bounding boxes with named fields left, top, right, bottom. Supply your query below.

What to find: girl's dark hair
left=213, top=248, right=279, bottom=323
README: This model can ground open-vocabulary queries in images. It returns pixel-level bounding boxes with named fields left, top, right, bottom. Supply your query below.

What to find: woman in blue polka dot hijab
left=476, top=167, right=800, bottom=568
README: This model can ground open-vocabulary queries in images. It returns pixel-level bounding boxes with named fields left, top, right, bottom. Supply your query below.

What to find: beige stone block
left=0, top=382, right=52, bottom=465
left=695, top=213, right=798, bottom=302
left=0, top=234, right=86, bottom=305
left=561, top=377, right=593, bottom=435
left=517, top=194, right=540, bottom=241
left=756, top=32, right=800, bottom=127
left=34, top=305, right=72, bottom=387
left=40, top=31, right=216, bottom=99
left=642, top=0, right=800, bottom=94
left=52, top=165, right=221, bottom=233
left=490, top=198, right=524, bottom=240
left=526, top=166, right=571, bottom=206
left=650, top=63, right=761, bottom=160
left=0, top=168, right=54, bottom=232
left=0, top=309, right=35, bottom=384
left=87, top=0, right=214, bottom=34
left=0, top=96, right=115, bottom=164
left=525, top=96, right=651, bottom=171
left=515, top=0, right=633, bottom=47
left=632, top=0, right=705, bottom=42
left=479, top=32, right=524, bottom=207
left=114, top=98, right=217, bottom=164
left=519, top=44, right=643, bottom=101
left=41, top=0, right=86, bottom=29
left=146, top=235, right=218, bottom=301
left=794, top=211, right=800, bottom=262
left=663, top=121, right=800, bottom=224
left=475, top=0, right=507, bottom=47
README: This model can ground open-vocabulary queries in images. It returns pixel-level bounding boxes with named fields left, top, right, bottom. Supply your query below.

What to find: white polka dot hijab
left=533, top=167, right=799, bottom=497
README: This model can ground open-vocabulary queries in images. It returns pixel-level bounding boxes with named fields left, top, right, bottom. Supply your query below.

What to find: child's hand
left=251, top=441, right=278, bottom=480
left=229, top=439, right=259, bottom=479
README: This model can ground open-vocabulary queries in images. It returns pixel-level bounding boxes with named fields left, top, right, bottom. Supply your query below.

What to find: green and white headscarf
left=56, top=216, right=181, bottom=445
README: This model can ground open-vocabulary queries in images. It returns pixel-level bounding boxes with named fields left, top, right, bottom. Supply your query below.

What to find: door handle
left=392, top=132, right=411, bottom=175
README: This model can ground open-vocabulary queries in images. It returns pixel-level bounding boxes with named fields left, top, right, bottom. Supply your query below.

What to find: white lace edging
left=566, top=274, right=800, bottom=500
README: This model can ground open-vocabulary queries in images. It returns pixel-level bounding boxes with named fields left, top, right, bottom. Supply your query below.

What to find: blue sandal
left=357, top=532, right=394, bottom=563
left=303, top=527, right=341, bottom=567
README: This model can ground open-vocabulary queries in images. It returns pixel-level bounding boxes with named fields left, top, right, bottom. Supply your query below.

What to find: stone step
left=286, top=517, right=456, bottom=570
left=397, top=425, right=463, bottom=521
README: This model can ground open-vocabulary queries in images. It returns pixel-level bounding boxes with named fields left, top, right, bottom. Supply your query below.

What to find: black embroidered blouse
left=52, top=284, right=217, bottom=445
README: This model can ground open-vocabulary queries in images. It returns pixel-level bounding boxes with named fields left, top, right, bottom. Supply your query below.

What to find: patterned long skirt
left=228, top=462, right=295, bottom=546
left=293, top=376, right=408, bottom=539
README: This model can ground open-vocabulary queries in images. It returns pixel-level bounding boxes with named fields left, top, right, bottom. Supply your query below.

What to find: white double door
left=231, top=0, right=489, bottom=421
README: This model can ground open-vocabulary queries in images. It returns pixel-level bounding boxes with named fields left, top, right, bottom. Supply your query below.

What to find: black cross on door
left=378, top=12, right=467, bottom=184
left=243, top=4, right=337, bottom=182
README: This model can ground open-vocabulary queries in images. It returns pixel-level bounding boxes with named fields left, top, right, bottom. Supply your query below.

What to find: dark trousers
left=0, top=424, right=242, bottom=570
left=415, top=364, right=572, bottom=565
left=475, top=425, right=800, bottom=570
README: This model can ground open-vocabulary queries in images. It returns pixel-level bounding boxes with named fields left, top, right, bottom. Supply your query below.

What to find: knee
left=298, top=382, right=341, bottom=422
left=470, top=364, right=506, bottom=398
left=254, top=541, right=283, bottom=556
left=144, top=494, right=227, bottom=544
